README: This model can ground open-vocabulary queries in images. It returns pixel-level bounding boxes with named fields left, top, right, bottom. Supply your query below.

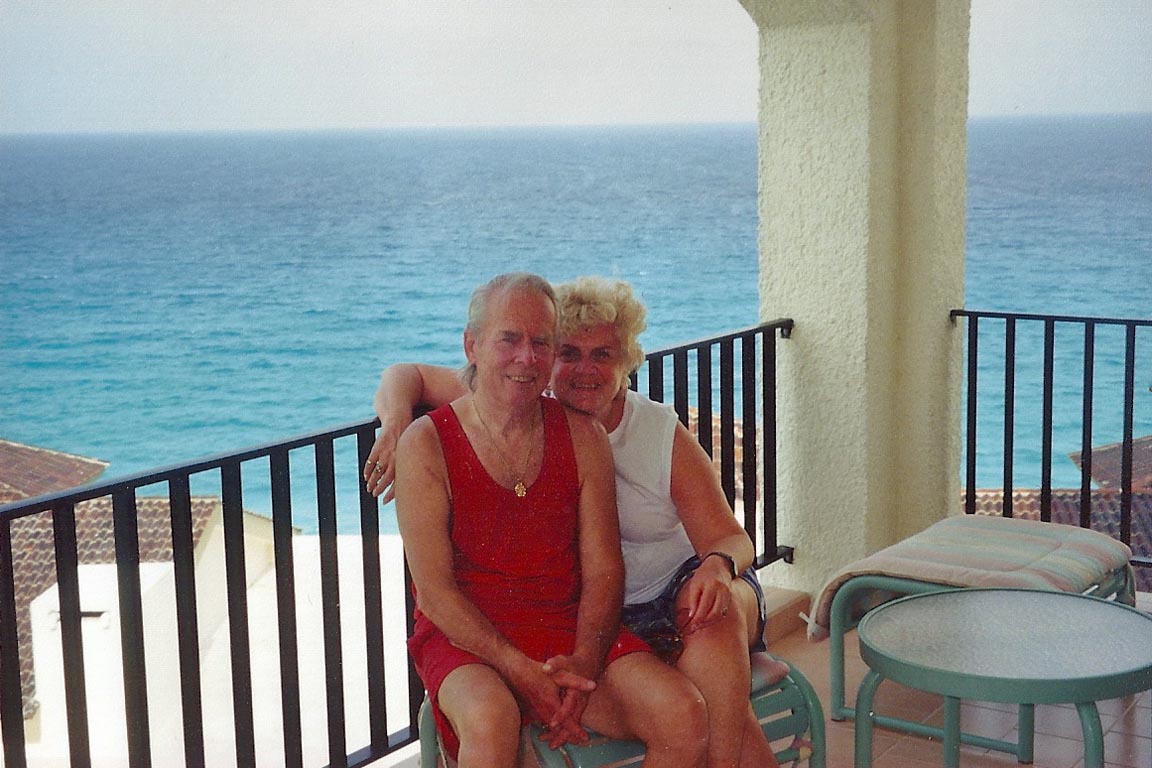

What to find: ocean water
left=2, top=116, right=1150, bottom=528
left=965, top=115, right=1152, bottom=490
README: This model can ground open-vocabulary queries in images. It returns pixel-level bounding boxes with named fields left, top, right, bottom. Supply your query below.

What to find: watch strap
left=703, top=551, right=738, bottom=579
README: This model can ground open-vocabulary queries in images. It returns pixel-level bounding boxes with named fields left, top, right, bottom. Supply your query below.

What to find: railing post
left=52, top=503, right=92, bottom=768
left=762, top=327, right=781, bottom=563
left=740, top=332, right=758, bottom=545
left=270, top=448, right=304, bottom=768
left=316, top=439, right=348, bottom=768
left=1080, top=323, right=1096, bottom=528
left=720, top=338, right=736, bottom=507
left=221, top=462, right=256, bottom=767
left=1003, top=317, right=1016, bottom=516
left=673, top=349, right=690, bottom=427
left=1121, top=326, right=1136, bottom=545
left=112, top=487, right=152, bottom=768
left=964, top=314, right=979, bottom=515
left=357, top=426, right=388, bottom=751
left=648, top=353, right=665, bottom=403
left=697, top=345, right=714, bottom=458
left=1041, top=319, right=1055, bottom=522
left=169, top=474, right=206, bottom=768
left=0, top=518, right=27, bottom=768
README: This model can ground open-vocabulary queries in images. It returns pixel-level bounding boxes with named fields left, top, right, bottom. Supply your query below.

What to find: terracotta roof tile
left=0, top=440, right=108, bottom=501
left=0, top=480, right=25, bottom=506
left=1069, top=435, right=1152, bottom=492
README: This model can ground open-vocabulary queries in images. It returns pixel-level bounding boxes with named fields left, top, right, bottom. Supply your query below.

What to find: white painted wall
left=23, top=533, right=416, bottom=768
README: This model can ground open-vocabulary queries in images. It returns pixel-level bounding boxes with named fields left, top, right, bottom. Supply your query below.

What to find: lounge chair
left=809, top=514, right=1134, bottom=735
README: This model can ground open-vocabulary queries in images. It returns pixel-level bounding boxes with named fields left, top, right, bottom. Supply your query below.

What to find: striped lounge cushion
left=810, top=514, right=1134, bottom=637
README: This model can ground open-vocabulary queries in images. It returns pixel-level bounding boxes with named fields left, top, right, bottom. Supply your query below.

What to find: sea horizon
left=3, top=109, right=1151, bottom=138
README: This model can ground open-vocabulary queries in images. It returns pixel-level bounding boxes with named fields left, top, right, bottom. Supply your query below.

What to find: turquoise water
left=1, top=126, right=760, bottom=470
left=2, top=116, right=1150, bottom=528
left=964, top=115, right=1152, bottom=490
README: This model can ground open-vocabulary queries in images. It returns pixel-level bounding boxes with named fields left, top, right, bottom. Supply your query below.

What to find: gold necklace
left=472, top=399, right=538, bottom=497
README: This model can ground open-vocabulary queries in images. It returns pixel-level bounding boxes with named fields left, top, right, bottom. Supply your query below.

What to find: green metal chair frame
left=418, top=656, right=825, bottom=767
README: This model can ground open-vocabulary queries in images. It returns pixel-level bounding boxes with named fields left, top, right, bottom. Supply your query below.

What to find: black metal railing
left=0, top=321, right=793, bottom=768
left=633, top=319, right=795, bottom=567
left=952, top=309, right=1152, bottom=574
left=0, top=420, right=411, bottom=768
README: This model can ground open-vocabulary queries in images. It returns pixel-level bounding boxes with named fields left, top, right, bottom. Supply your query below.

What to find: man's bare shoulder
left=396, top=411, right=443, bottom=458
left=395, top=411, right=455, bottom=502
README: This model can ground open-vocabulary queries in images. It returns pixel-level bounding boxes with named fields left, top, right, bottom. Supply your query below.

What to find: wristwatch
left=703, top=551, right=738, bottom=580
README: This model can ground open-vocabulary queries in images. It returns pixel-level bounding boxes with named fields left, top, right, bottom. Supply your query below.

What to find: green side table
left=854, top=588, right=1152, bottom=768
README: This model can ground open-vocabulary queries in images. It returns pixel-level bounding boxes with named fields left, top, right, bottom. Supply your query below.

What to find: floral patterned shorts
left=620, top=555, right=767, bottom=663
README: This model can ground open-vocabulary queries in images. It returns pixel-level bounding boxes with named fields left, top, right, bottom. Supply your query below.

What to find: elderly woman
left=370, top=276, right=783, bottom=768
left=395, top=273, right=706, bottom=768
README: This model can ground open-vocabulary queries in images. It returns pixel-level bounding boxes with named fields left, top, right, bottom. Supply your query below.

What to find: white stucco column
left=738, top=1, right=969, bottom=594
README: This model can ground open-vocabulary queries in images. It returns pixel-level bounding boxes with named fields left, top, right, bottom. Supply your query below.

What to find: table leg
left=1075, top=702, right=1104, bottom=768
left=943, top=696, right=961, bottom=768
left=829, top=588, right=850, bottom=720
left=1017, top=703, right=1034, bottom=763
left=854, top=670, right=883, bottom=768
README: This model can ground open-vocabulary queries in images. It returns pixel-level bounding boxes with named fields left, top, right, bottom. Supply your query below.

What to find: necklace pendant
left=514, top=481, right=527, bottom=498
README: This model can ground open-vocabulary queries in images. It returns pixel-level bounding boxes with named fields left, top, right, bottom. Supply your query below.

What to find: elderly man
left=394, top=273, right=706, bottom=768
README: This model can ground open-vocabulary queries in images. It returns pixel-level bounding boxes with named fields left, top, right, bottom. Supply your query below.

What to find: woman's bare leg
left=675, top=580, right=779, bottom=768
left=581, top=651, right=709, bottom=768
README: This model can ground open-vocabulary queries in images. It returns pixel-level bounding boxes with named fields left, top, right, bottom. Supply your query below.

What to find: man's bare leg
left=438, top=664, right=523, bottom=768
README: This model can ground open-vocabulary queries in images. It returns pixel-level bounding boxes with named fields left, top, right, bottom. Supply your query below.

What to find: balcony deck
left=385, top=589, right=1152, bottom=768
left=762, top=590, right=1152, bottom=768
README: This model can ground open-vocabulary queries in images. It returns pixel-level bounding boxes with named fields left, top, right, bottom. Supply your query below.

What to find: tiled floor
left=771, top=592, right=1152, bottom=768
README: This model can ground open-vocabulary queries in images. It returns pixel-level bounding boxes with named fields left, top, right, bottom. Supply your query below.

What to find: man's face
left=551, top=322, right=626, bottom=420
left=465, top=286, right=556, bottom=406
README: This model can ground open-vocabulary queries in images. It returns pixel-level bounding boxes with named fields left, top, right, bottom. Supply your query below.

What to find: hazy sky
left=1, top=0, right=1149, bottom=134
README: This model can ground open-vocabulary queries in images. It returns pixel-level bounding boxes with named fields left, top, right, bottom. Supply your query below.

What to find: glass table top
left=857, top=588, right=1152, bottom=702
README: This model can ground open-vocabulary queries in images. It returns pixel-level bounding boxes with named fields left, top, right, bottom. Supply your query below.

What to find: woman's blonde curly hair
left=554, top=277, right=647, bottom=391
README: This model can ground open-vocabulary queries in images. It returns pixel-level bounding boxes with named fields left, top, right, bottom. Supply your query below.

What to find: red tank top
left=424, top=396, right=581, bottom=633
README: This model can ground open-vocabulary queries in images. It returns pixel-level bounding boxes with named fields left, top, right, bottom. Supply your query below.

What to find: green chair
left=418, top=653, right=825, bottom=767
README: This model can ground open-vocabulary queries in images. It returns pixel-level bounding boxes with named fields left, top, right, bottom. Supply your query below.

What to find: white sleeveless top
left=609, top=389, right=695, bottom=604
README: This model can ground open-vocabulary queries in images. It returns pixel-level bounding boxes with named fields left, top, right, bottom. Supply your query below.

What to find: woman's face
left=465, top=286, right=556, bottom=407
left=551, top=322, right=628, bottom=422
